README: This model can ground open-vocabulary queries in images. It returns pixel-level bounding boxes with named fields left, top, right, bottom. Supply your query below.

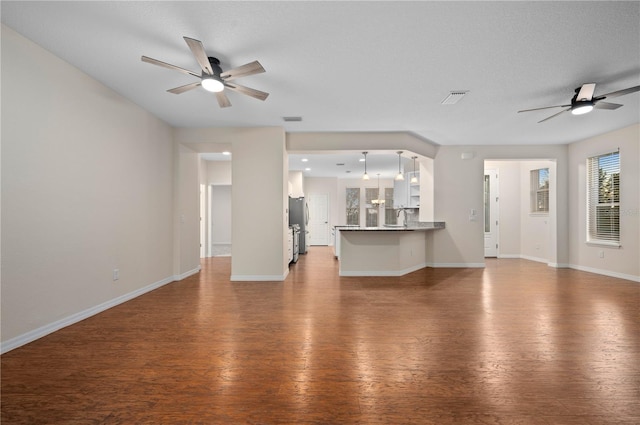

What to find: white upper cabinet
left=393, top=171, right=420, bottom=208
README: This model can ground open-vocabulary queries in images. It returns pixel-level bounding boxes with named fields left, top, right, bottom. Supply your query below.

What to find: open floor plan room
left=2, top=248, right=638, bottom=424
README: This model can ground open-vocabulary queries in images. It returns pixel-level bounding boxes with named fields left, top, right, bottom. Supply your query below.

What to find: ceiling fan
left=141, top=36, right=268, bottom=108
left=518, top=83, right=640, bottom=123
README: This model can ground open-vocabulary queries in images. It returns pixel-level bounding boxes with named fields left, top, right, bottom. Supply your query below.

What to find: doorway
left=211, top=185, right=232, bottom=256
left=484, top=169, right=499, bottom=257
left=308, top=193, right=330, bottom=245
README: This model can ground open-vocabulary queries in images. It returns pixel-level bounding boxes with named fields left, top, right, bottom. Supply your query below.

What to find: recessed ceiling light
left=305, top=167, right=311, bottom=171
left=359, top=158, right=365, bottom=162
left=301, top=158, right=309, bottom=162
left=222, top=151, right=231, bottom=155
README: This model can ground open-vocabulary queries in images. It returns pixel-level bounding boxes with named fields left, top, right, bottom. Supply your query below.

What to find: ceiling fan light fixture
left=571, top=101, right=594, bottom=115
left=201, top=76, right=224, bottom=93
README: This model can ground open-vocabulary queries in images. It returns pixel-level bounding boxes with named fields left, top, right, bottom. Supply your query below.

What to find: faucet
left=396, top=208, right=408, bottom=227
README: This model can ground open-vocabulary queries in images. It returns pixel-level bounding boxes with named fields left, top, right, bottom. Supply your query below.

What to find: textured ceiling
left=2, top=1, right=639, bottom=154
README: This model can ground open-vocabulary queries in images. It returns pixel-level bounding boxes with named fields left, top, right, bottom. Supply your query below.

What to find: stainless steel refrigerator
left=289, top=197, right=309, bottom=254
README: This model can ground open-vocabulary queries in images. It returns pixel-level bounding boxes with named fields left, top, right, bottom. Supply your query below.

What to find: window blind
left=587, top=151, right=620, bottom=244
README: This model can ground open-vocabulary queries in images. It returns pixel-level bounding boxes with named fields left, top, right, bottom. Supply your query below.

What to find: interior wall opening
left=484, top=159, right=557, bottom=265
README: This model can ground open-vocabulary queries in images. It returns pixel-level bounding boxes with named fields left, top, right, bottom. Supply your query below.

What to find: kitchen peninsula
left=337, top=223, right=445, bottom=276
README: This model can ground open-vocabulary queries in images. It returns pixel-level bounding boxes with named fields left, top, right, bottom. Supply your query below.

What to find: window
left=384, top=188, right=397, bottom=225
left=345, top=188, right=360, bottom=226
left=365, top=188, right=379, bottom=227
left=530, top=168, right=549, bottom=213
left=587, top=151, right=620, bottom=245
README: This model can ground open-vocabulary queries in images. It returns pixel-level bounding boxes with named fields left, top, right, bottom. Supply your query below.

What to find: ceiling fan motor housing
left=207, top=57, right=223, bottom=77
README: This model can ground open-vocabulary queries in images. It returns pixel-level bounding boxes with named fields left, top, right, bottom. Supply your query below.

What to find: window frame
left=530, top=168, right=549, bottom=215
left=345, top=187, right=360, bottom=226
left=586, top=150, right=621, bottom=247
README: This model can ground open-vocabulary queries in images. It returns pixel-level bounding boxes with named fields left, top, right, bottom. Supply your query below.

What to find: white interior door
left=484, top=169, right=499, bottom=257
left=308, top=194, right=329, bottom=245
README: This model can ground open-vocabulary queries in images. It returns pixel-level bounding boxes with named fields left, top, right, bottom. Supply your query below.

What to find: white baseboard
left=497, top=254, right=520, bottom=259
left=568, top=264, right=639, bottom=283
left=1, top=268, right=200, bottom=355
left=520, top=254, right=548, bottom=264
left=176, top=266, right=201, bottom=281
left=548, top=263, right=570, bottom=268
left=340, top=262, right=428, bottom=277
left=496, top=255, right=636, bottom=281
left=230, top=270, right=289, bottom=281
left=429, top=262, right=486, bottom=268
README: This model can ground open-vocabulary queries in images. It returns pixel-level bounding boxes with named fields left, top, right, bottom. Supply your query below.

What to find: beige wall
left=231, top=128, right=288, bottom=280
left=519, top=160, right=554, bottom=262
left=433, top=145, right=569, bottom=267
left=174, top=127, right=289, bottom=280
left=178, top=145, right=201, bottom=273
left=568, top=124, right=639, bottom=281
left=1, top=26, right=176, bottom=349
left=206, top=161, right=232, bottom=185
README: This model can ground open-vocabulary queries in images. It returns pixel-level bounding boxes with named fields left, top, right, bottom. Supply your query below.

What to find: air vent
left=283, top=116, right=303, bottom=122
left=441, top=91, right=468, bottom=105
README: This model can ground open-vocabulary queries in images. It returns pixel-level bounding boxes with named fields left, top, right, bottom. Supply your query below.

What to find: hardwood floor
left=2, top=247, right=639, bottom=424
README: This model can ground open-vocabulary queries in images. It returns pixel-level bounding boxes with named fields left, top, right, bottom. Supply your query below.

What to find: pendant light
left=395, top=151, right=405, bottom=181
left=362, top=151, right=370, bottom=180
left=410, top=156, right=418, bottom=183
left=371, top=173, right=385, bottom=207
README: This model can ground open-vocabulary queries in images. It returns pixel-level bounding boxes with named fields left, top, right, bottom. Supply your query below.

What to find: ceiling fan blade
left=141, top=56, right=200, bottom=77
left=599, top=85, right=640, bottom=99
left=224, top=82, right=269, bottom=101
left=576, top=83, right=596, bottom=101
left=183, top=36, right=213, bottom=75
left=538, top=108, right=571, bottom=123
left=518, top=104, right=571, bottom=113
left=220, top=61, right=265, bottom=81
left=215, top=92, right=232, bottom=108
left=167, top=82, right=201, bottom=94
left=595, top=101, right=623, bottom=110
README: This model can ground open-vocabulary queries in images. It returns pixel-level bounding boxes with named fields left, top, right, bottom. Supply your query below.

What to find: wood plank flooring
left=2, top=247, right=639, bottom=424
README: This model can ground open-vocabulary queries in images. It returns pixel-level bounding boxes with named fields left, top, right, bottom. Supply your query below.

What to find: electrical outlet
left=113, top=269, right=120, bottom=281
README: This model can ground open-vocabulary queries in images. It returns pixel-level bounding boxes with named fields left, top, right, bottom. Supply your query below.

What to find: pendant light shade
left=410, top=156, right=418, bottom=183
left=362, top=151, right=370, bottom=180
left=395, top=151, right=405, bottom=181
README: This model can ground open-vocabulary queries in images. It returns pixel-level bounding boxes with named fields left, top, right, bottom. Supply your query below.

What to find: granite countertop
left=336, top=222, right=445, bottom=231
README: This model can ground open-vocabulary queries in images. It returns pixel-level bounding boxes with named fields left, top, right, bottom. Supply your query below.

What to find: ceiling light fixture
left=201, top=75, right=224, bottom=93
left=362, top=151, right=370, bottom=180
left=571, top=101, right=594, bottom=115
left=395, top=151, right=405, bottom=181
left=410, top=156, right=418, bottom=183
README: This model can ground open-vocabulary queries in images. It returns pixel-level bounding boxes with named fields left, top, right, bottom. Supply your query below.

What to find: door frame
left=484, top=169, right=499, bottom=257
